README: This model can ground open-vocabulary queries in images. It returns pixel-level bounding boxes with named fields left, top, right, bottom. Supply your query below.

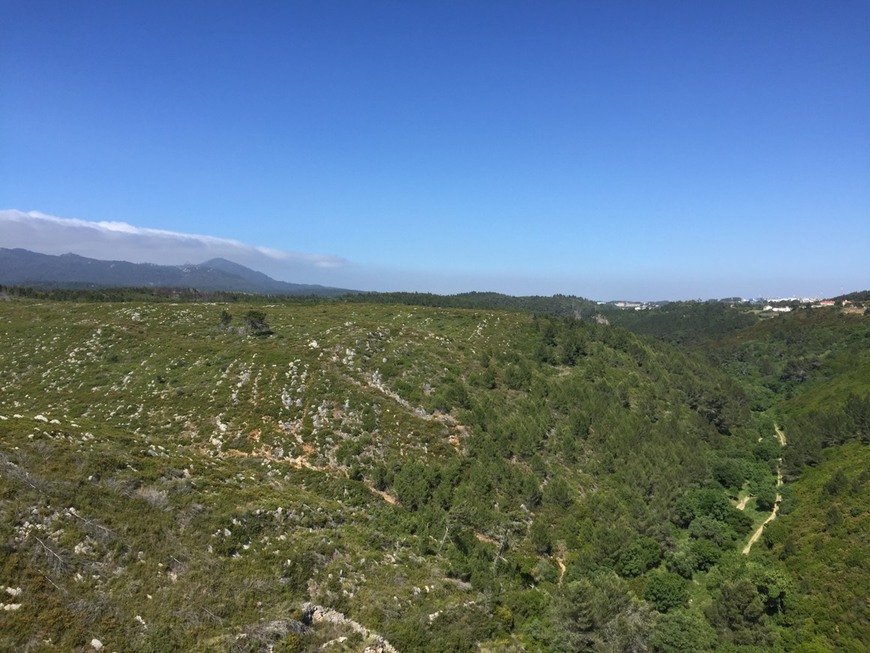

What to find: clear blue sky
left=2, top=1, right=868, bottom=299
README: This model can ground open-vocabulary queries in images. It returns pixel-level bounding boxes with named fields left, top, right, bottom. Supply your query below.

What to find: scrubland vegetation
left=0, top=295, right=866, bottom=651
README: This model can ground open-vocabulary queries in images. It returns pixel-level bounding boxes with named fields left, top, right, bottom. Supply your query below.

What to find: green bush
left=644, top=571, right=689, bottom=613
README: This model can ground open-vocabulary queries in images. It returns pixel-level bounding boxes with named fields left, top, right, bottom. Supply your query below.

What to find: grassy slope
left=0, top=299, right=764, bottom=651
left=0, top=301, right=483, bottom=650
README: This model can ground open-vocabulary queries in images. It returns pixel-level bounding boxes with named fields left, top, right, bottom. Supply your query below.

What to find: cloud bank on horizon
left=0, top=209, right=348, bottom=283
left=0, top=208, right=584, bottom=297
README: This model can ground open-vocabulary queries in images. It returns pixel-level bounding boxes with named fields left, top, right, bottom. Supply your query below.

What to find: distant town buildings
left=598, top=296, right=865, bottom=314
left=611, top=301, right=660, bottom=310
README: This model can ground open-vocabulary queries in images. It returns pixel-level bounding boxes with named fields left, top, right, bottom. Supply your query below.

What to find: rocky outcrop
left=301, top=603, right=399, bottom=653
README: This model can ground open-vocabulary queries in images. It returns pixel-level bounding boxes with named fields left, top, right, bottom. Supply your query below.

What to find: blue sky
left=1, top=1, right=868, bottom=299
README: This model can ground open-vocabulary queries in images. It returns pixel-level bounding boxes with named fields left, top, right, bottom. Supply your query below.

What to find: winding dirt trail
left=774, top=424, right=787, bottom=448
left=742, top=425, right=787, bottom=555
left=556, top=556, right=567, bottom=586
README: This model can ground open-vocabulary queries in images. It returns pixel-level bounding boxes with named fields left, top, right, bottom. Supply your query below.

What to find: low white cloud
left=5, top=209, right=763, bottom=299
left=0, top=209, right=347, bottom=280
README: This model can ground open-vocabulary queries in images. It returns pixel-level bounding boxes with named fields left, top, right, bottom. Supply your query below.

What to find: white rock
left=90, top=638, right=103, bottom=650
left=3, top=603, right=22, bottom=611
left=34, top=414, right=49, bottom=422
left=5, top=587, right=22, bottom=597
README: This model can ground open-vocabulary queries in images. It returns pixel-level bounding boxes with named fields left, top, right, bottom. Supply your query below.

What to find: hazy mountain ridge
left=0, top=247, right=355, bottom=296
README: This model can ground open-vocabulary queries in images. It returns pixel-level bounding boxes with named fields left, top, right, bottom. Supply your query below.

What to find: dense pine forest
left=0, top=292, right=866, bottom=651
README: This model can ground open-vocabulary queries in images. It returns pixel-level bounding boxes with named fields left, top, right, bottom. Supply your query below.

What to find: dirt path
left=743, top=425, right=787, bottom=555
left=735, top=495, right=751, bottom=511
left=775, top=424, right=787, bottom=447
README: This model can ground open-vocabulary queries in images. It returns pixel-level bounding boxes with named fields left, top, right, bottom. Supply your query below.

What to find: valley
left=0, top=296, right=866, bottom=652
left=741, top=426, right=785, bottom=556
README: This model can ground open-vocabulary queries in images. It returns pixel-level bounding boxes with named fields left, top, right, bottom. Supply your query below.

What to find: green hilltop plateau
left=0, top=295, right=867, bottom=652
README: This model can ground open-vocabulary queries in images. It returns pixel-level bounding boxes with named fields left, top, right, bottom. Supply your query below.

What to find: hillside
left=607, top=301, right=759, bottom=346
left=701, top=307, right=870, bottom=477
left=0, top=298, right=785, bottom=651
left=339, top=291, right=606, bottom=319
left=755, top=441, right=869, bottom=652
left=693, top=306, right=870, bottom=652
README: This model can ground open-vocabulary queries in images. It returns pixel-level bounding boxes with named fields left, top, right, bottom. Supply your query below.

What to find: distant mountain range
left=0, top=248, right=357, bottom=296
